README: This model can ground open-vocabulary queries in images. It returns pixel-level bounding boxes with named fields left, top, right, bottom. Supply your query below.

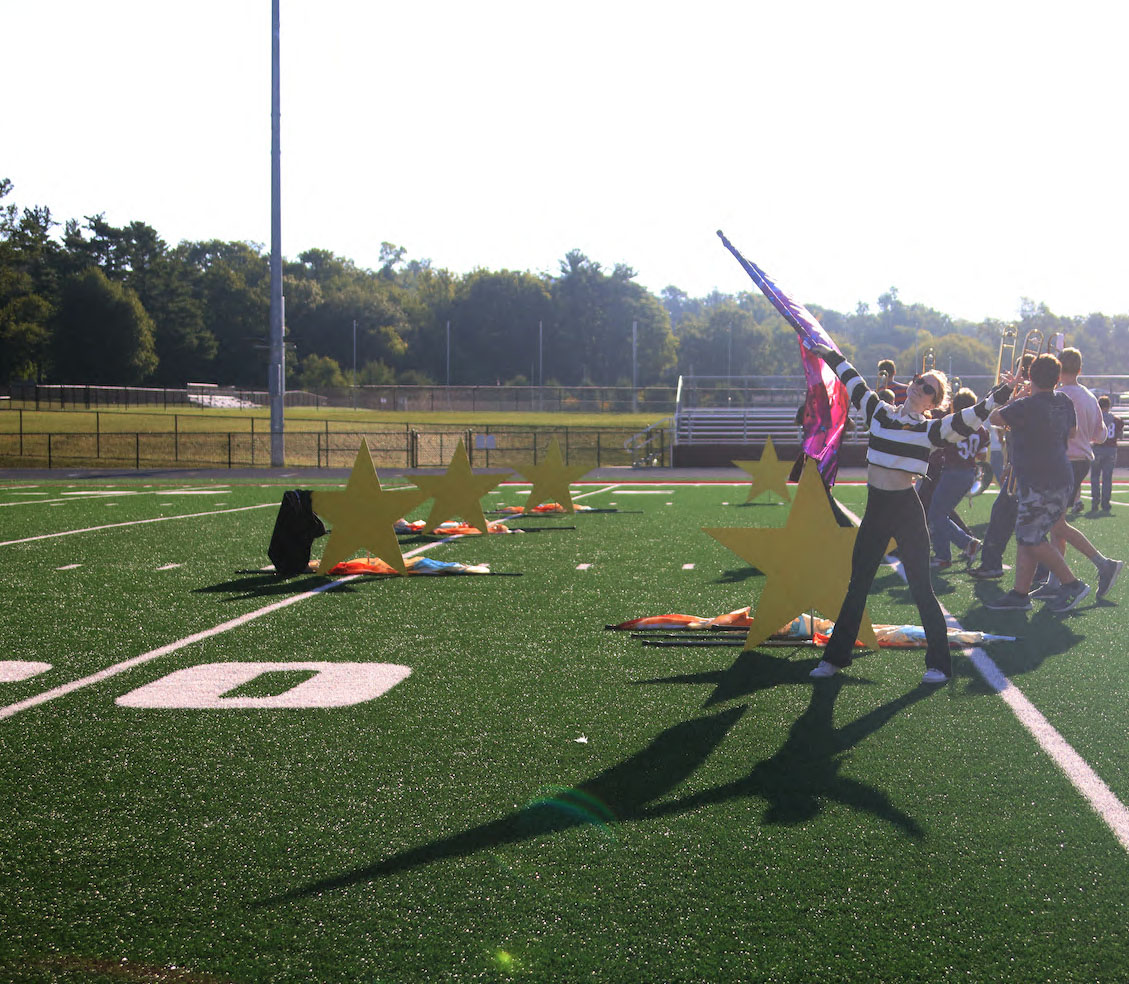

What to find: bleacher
left=668, top=375, right=868, bottom=467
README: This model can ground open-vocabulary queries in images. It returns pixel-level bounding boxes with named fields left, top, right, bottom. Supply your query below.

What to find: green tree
left=52, top=267, right=158, bottom=383
left=64, top=216, right=216, bottom=384
left=443, top=269, right=553, bottom=384
left=298, top=353, right=347, bottom=390
left=549, top=251, right=675, bottom=385
left=0, top=180, right=60, bottom=380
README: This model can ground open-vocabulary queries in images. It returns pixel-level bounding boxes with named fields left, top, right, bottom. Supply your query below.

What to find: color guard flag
left=716, top=231, right=850, bottom=486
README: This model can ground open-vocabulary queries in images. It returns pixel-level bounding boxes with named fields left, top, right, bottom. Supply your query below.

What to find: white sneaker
left=809, top=660, right=839, bottom=679
left=922, top=668, right=950, bottom=684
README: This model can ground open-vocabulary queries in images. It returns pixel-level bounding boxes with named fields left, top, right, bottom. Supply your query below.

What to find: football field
left=3, top=472, right=1129, bottom=983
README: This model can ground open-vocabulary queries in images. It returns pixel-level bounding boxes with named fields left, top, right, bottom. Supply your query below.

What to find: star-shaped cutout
left=408, top=439, right=507, bottom=533
left=512, top=437, right=591, bottom=513
left=703, top=460, right=877, bottom=651
left=312, top=440, right=428, bottom=573
left=733, top=436, right=793, bottom=503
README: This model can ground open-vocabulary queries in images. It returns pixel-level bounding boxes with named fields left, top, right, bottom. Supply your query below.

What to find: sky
left=5, top=0, right=1129, bottom=323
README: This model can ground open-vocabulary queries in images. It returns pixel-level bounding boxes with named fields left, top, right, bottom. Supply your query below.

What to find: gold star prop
left=512, top=437, right=591, bottom=513
left=409, top=438, right=506, bottom=533
left=312, top=440, right=428, bottom=574
left=733, top=436, right=793, bottom=503
left=704, top=461, right=877, bottom=651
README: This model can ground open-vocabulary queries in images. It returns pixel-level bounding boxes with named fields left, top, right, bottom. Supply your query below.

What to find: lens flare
left=522, top=786, right=617, bottom=841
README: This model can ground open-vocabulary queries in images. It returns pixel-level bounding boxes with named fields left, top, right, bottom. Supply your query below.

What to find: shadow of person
left=259, top=704, right=748, bottom=906
left=634, top=650, right=875, bottom=707
left=638, top=676, right=930, bottom=836
left=193, top=572, right=358, bottom=601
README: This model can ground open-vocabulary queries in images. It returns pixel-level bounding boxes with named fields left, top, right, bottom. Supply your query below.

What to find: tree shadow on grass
left=262, top=673, right=931, bottom=906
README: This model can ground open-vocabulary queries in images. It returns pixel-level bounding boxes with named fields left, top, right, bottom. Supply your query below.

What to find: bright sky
left=6, top=1, right=1129, bottom=322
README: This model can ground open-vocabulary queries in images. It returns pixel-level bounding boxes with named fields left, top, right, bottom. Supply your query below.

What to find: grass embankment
left=0, top=405, right=668, bottom=470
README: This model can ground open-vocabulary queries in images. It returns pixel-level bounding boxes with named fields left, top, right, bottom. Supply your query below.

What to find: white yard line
left=883, top=553, right=1129, bottom=854
left=0, top=503, right=275, bottom=547
left=0, top=539, right=446, bottom=722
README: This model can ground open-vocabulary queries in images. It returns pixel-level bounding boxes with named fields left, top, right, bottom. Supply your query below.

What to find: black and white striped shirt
left=826, top=352, right=1001, bottom=477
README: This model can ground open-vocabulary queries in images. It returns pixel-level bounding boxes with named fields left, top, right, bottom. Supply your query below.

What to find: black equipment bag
left=267, top=489, right=327, bottom=577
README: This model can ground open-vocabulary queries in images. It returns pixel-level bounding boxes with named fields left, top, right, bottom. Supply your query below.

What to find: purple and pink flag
left=716, top=231, right=850, bottom=486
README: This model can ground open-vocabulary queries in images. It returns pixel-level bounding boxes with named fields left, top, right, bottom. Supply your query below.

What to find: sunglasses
left=912, top=375, right=937, bottom=397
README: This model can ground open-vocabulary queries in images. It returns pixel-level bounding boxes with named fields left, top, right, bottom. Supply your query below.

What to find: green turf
left=2, top=479, right=1129, bottom=982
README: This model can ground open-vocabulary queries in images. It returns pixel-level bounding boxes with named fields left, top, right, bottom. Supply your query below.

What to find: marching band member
left=805, top=344, right=1013, bottom=684
left=984, top=353, right=1122, bottom=612
left=1090, top=395, right=1123, bottom=513
left=926, top=388, right=989, bottom=570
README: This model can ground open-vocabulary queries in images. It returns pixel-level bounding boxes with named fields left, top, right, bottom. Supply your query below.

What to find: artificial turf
left=2, top=476, right=1129, bottom=982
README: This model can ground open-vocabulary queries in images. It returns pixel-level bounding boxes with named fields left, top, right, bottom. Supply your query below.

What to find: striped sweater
left=826, top=352, right=1001, bottom=477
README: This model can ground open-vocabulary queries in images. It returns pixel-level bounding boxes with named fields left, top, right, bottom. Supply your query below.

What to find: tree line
left=4, top=178, right=1129, bottom=395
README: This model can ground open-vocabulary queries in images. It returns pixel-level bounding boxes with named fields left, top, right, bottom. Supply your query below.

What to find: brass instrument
left=1001, top=327, right=1063, bottom=495
left=995, top=323, right=1018, bottom=385
left=1014, top=328, right=1044, bottom=375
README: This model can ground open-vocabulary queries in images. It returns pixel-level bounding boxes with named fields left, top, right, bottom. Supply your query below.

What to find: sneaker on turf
left=922, top=667, right=950, bottom=684
left=809, top=660, right=839, bottom=679
left=1071, top=500, right=1086, bottom=515
left=963, top=538, right=982, bottom=565
left=969, top=565, right=1005, bottom=580
left=1029, top=577, right=1060, bottom=599
left=1098, top=559, right=1124, bottom=597
left=929, top=557, right=952, bottom=570
left=984, top=590, right=1032, bottom=611
left=1048, top=580, right=1090, bottom=613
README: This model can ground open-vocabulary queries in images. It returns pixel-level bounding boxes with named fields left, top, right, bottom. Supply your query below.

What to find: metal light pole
left=631, top=320, right=638, bottom=413
left=268, top=0, right=285, bottom=465
left=352, top=319, right=357, bottom=410
left=446, top=320, right=451, bottom=386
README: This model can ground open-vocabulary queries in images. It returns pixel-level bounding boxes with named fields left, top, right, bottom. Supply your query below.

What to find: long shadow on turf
left=260, top=704, right=748, bottom=905
left=264, top=679, right=930, bottom=905
left=632, top=650, right=874, bottom=706
left=194, top=573, right=359, bottom=600
left=638, top=676, right=930, bottom=836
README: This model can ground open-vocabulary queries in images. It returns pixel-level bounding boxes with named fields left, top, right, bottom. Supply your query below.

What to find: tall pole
left=631, top=320, right=638, bottom=413
left=268, top=0, right=285, bottom=465
left=352, top=319, right=357, bottom=410
left=446, top=320, right=451, bottom=386
left=538, top=319, right=543, bottom=410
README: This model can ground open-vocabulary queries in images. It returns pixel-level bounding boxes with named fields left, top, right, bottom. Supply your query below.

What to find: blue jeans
left=927, top=467, right=976, bottom=562
left=989, top=450, right=1004, bottom=489
left=1091, top=446, right=1116, bottom=508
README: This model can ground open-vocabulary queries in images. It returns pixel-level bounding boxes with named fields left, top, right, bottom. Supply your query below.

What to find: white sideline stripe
left=0, top=503, right=275, bottom=547
left=966, top=649, right=1129, bottom=852
left=56, top=564, right=82, bottom=571
left=884, top=555, right=1129, bottom=854
left=0, top=536, right=447, bottom=723
left=156, top=563, right=182, bottom=571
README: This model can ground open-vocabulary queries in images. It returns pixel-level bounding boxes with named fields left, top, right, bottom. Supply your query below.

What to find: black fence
left=2, top=381, right=677, bottom=414
left=0, top=425, right=652, bottom=471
